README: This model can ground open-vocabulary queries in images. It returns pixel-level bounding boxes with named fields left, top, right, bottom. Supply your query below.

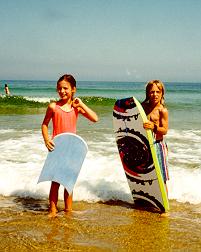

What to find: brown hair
left=57, top=74, right=76, bottom=89
left=144, top=80, right=165, bottom=105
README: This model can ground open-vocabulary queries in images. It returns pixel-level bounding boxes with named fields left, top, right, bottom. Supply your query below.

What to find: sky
left=0, top=0, right=201, bottom=82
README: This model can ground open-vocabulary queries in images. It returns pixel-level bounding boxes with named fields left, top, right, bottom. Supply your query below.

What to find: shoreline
left=0, top=196, right=201, bottom=251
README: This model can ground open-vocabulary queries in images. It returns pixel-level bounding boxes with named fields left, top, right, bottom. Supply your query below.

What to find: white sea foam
left=168, top=168, right=201, bottom=204
left=0, top=129, right=201, bottom=205
left=167, top=129, right=201, bottom=204
left=24, top=96, right=55, bottom=103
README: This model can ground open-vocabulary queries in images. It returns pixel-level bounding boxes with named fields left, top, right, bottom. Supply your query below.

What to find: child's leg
left=155, top=141, right=169, bottom=182
left=49, top=181, right=60, bottom=215
left=64, top=189, right=73, bottom=212
left=155, top=141, right=169, bottom=195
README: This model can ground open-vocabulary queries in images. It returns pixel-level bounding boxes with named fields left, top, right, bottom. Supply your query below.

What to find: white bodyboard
left=38, top=133, right=88, bottom=194
left=113, top=97, right=169, bottom=212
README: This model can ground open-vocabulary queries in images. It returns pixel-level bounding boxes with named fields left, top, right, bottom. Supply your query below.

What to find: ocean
left=0, top=80, right=201, bottom=251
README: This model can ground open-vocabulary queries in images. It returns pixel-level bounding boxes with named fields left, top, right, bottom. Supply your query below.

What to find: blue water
left=2, top=80, right=201, bottom=101
left=1, top=80, right=201, bottom=129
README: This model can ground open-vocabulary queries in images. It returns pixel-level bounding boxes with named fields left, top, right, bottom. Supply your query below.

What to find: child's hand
left=45, top=139, right=55, bottom=151
left=72, top=97, right=83, bottom=108
left=143, top=120, right=155, bottom=130
left=72, top=97, right=98, bottom=122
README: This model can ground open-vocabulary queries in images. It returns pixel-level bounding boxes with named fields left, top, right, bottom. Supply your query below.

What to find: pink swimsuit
left=52, top=104, right=78, bottom=138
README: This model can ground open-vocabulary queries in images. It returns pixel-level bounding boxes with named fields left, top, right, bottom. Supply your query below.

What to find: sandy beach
left=0, top=196, right=201, bottom=251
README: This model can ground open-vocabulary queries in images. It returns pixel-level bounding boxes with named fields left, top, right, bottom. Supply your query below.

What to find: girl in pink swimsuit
left=42, top=74, right=98, bottom=217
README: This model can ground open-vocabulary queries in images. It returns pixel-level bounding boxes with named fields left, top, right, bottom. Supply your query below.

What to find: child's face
left=57, top=80, right=76, bottom=100
left=148, top=84, right=162, bottom=105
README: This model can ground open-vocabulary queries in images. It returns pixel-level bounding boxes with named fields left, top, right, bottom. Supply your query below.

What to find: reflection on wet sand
left=0, top=197, right=201, bottom=251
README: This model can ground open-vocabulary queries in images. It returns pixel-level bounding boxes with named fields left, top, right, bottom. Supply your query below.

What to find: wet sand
left=0, top=196, right=201, bottom=251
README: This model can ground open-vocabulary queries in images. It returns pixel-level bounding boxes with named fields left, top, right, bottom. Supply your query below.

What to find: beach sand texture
left=0, top=196, right=201, bottom=251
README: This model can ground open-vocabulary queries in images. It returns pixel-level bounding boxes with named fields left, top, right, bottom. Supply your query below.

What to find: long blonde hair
left=144, top=80, right=165, bottom=106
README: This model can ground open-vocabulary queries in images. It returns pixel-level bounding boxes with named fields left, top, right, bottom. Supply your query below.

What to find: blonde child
left=142, top=80, right=169, bottom=189
left=42, top=74, right=98, bottom=217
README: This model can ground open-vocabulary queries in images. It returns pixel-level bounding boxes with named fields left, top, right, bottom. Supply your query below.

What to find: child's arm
left=144, top=108, right=168, bottom=136
left=41, top=103, right=55, bottom=151
left=72, top=97, right=98, bottom=122
left=158, top=107, right=168, bottom=135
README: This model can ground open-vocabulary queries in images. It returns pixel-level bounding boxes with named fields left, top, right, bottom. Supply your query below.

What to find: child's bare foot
left=48, top=210, right=57, bottom=218
left=160, top=212, right=170, bottom=217
left=64, top=208, right=72, bottom=213
left=48, top=205, right=58, bottom=218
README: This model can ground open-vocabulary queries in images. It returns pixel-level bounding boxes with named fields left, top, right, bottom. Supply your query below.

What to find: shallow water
left=0, top=196, right=201, bottom=251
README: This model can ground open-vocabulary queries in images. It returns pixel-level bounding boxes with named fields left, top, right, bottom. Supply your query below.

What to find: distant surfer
left=42, top=74, right=98, bottom=217
left=4, top=84, right=10, bottom=95
left=142, top=80, right=169, bottom=191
